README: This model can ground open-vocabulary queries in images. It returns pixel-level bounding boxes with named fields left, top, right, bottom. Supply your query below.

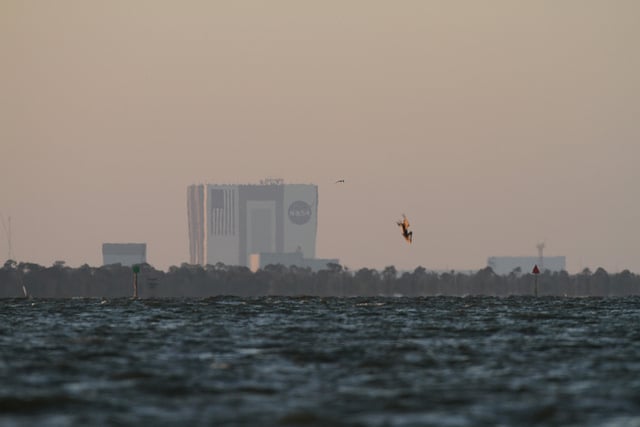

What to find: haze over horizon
left=2, top=1, right=639, bottom=273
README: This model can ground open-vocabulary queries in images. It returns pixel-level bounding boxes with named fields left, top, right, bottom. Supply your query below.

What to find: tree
left=381, top=266, right=397, bottom=295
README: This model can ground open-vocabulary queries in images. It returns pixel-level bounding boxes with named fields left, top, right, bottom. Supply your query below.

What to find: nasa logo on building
left=288, top=201, right=312, bottom=225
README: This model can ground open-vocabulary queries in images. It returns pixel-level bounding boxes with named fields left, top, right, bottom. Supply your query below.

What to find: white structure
left=188, top=179, right=318, bottom=267
left=487, top=256, right=566, bottom=276
left=102, top=243, right=147, bottom=266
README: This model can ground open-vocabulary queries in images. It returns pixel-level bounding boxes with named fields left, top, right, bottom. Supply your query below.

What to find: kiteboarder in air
left=397, top=214, right=413, bottom=243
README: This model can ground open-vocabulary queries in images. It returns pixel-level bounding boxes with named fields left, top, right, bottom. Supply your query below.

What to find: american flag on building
left=210, top=188, right=235, bottom=235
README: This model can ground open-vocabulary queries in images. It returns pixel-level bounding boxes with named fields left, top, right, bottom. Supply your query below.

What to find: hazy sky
left=2, top=1, right=639, bottom=273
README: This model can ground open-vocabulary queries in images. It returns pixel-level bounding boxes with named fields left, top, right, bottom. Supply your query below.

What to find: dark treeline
left=1, top=260, right=640, bottom=298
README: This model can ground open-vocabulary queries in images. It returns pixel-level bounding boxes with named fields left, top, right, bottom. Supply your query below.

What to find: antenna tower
left=536, top=242, right=545, bottom=271
left=0, top=214, right=11, bottom=261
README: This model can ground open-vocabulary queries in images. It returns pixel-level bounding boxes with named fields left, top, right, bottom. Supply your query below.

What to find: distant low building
left=102, top=243, right=146, bottom=267
left=249, top=251, right=339, bottom=273
left=487, top=256, right=566, bottom=276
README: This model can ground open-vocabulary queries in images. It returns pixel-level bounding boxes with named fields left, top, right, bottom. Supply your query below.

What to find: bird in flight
left=335, top=179, right=345, bottom=184
left=396, top=214, right=413, bottom=243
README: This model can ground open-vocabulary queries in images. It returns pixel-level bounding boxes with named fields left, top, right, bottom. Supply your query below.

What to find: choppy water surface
left=2, top=296, right=640, bottom=427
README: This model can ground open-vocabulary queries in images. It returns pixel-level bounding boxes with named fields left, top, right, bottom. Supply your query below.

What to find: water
left=2, top=296, right=640, bottom=426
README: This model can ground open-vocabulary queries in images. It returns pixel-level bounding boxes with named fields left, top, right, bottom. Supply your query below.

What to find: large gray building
left=187, top=179, right=319, bottom=267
